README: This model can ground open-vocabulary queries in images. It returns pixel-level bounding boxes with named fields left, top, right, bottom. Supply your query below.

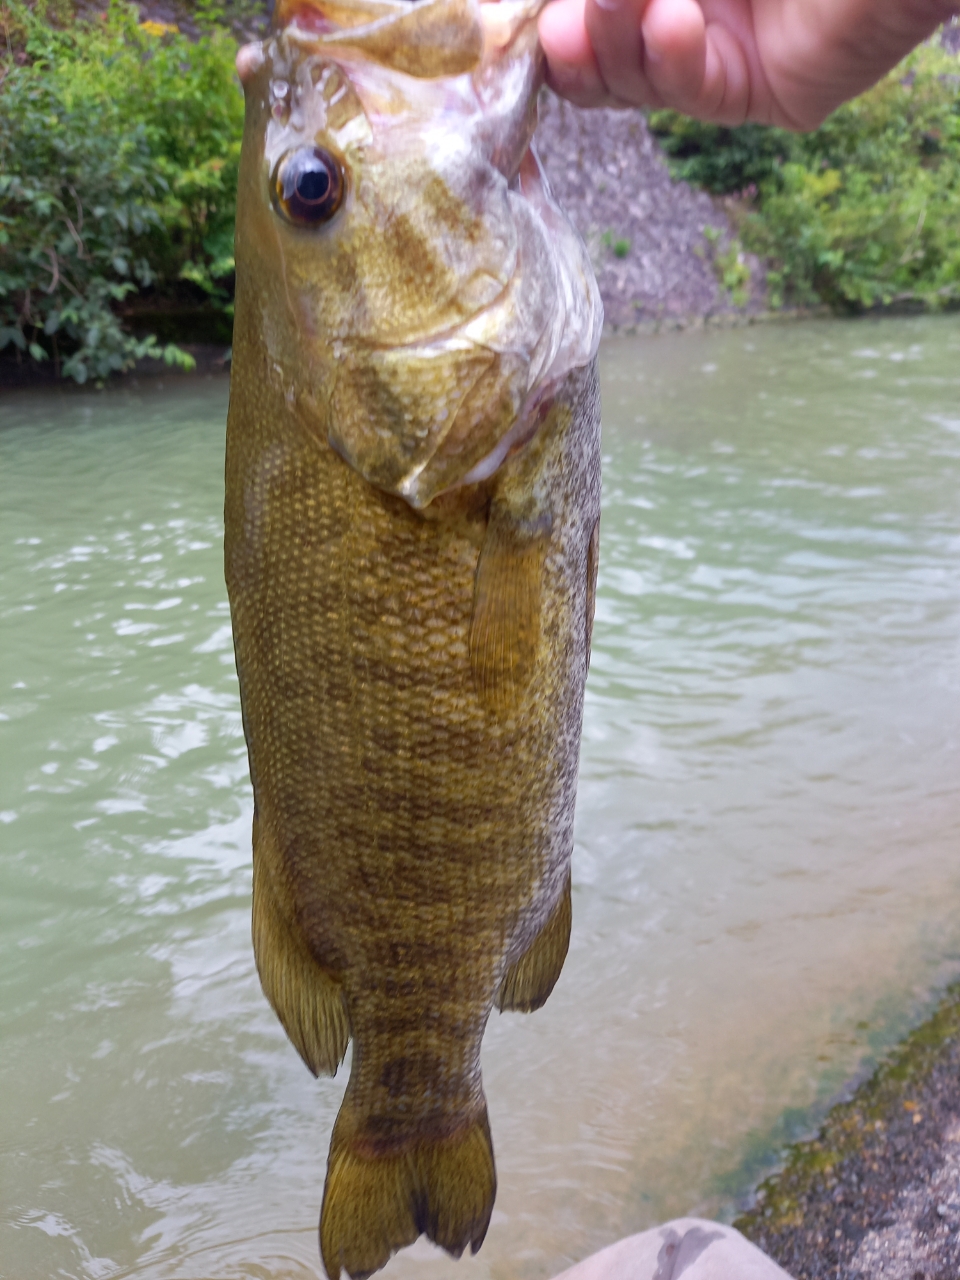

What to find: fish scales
left=225, top=0, right=603, bottom=1275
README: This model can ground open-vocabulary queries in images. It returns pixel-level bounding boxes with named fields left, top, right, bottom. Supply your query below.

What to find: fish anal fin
left=469, top=505, right=550, bottom=715
left=496, top=871, right=571, bottom=1013
left=319, top=1108, right=496, bottom=1280
left=252, top=817, right=349, bottom=1077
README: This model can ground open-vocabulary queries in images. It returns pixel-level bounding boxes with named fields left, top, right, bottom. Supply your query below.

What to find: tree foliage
left=0, top=0, right=244, bottom=380
left=647, top=114, right=792, bottom=195
left=650, top=43, right=960, bottom=313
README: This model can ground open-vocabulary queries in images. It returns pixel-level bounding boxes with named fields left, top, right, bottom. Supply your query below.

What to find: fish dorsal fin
left=496, top=871, right=572, bottom=1012
left=277, top=0, right=484, bottom=78
left=469, top=498, right=551, bottom=715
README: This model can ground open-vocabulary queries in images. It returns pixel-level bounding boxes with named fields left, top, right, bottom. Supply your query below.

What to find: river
left=2, top=316, right=959, bottom=1280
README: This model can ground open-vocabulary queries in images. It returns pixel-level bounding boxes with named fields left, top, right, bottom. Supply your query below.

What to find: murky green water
left=2, top=317, right=959, bottom=1280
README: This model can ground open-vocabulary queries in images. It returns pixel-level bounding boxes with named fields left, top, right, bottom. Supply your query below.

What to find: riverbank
left=536, top=93, right=769, bottom=328
left=0, top=77, right=777, bottom=392
left=736, top=986, right=960, bottom=1280
left=119, top=0, right=766, bottom=331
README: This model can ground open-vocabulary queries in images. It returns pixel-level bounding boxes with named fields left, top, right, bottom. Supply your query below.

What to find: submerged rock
left=552, top=1218, right=794, bottom=1279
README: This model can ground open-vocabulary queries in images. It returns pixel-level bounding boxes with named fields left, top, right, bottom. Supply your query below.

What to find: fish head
left=235, top=0, right=602, bottom=508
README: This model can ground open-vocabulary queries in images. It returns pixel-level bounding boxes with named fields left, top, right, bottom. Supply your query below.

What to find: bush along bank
left=2, top=6, right=959, bottom=383
left=0, top=0, right=245, bottom=382
left=649, top=37, right=960, bottom=315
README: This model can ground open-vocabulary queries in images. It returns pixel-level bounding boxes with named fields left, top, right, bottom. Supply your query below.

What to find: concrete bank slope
left=735, top=986, right=960, bottom=1279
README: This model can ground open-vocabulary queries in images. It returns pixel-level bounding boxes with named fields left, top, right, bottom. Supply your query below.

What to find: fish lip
left=341, top=297, right=508, bottom=359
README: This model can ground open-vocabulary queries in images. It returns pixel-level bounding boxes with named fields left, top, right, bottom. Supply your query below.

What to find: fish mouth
left=275, top=0, right=550, bottom=74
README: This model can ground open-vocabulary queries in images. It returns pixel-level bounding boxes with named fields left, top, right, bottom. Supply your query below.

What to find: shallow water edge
left=736, top=982, right=960, bottom=1279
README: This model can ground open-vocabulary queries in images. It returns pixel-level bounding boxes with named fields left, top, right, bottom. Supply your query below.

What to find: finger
left=640, top=0, right=754, bottom=125
left=697, top=21, right=752, bottom=124
left=639, top=0, right=706, bottom=109
left=538, top=0, right=621, bottom=106
left=583, top=0, right=659, bottom=107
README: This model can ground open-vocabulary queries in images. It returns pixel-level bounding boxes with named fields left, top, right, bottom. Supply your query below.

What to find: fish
left=225, top=0, right=603, bottom=1275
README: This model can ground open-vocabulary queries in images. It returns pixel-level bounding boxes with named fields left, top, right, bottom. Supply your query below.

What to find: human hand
left=538, top=0, right=959, bottom=128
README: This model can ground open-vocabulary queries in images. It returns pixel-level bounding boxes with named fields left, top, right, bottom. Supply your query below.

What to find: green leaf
left=162, top=343, right=197, bottom=371
left=0, top=327, right=27, bottom=351
left=0, top=3, right=244, bottom=380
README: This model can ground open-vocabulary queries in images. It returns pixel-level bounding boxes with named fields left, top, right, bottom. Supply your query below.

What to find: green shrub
left=748, top=44, right=960, bottom=311
left=600, top=230, right=632, bottom=258
left=0, top=62, right=168, bottom=380
left=652, top=43, right=960, bottom=313
left=0, top=0, right=244, bottom=380
left=702, top=226, right=752, bottom=306
left=647, top=113, right=797, bottom=194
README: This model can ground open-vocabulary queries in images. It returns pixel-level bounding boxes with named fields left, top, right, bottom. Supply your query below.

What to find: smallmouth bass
left=225, top=0, right=603, bottom=1275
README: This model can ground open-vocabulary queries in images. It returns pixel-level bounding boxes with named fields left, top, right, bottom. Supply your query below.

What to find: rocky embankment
left=535, top=92, right=767, bottom=328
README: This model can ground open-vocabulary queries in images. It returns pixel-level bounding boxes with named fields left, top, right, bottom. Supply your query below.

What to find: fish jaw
left=275, top=0, right=552, bottom=79
left=280, top=0, right=485, bottom=79
left=318, top=142, right=601, bottom=509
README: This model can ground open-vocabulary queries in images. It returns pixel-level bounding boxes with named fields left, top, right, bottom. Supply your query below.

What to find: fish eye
left=273, top=146, right=344, bottom=226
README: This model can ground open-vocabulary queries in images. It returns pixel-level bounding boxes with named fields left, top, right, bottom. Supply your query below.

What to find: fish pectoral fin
left=469, top=502, right=550, bottom=714
left=252, top=818, right=349, bottom=1077
left=320, top=1107, right=496, bottom=1280
left=496, top=871, right=572, bottom=1013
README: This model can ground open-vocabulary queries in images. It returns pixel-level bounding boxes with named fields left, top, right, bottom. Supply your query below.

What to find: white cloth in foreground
left=551, top=1218, right=796, bottom=1280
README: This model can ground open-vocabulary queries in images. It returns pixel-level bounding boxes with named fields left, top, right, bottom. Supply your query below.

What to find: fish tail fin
left=319, top=1106, right=496, bottom=1280
left=418, top=1111, right=496, bottom=1259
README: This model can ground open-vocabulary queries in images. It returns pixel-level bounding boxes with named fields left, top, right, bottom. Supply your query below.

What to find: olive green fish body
left=226, top=1, right=602, bottom=1274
